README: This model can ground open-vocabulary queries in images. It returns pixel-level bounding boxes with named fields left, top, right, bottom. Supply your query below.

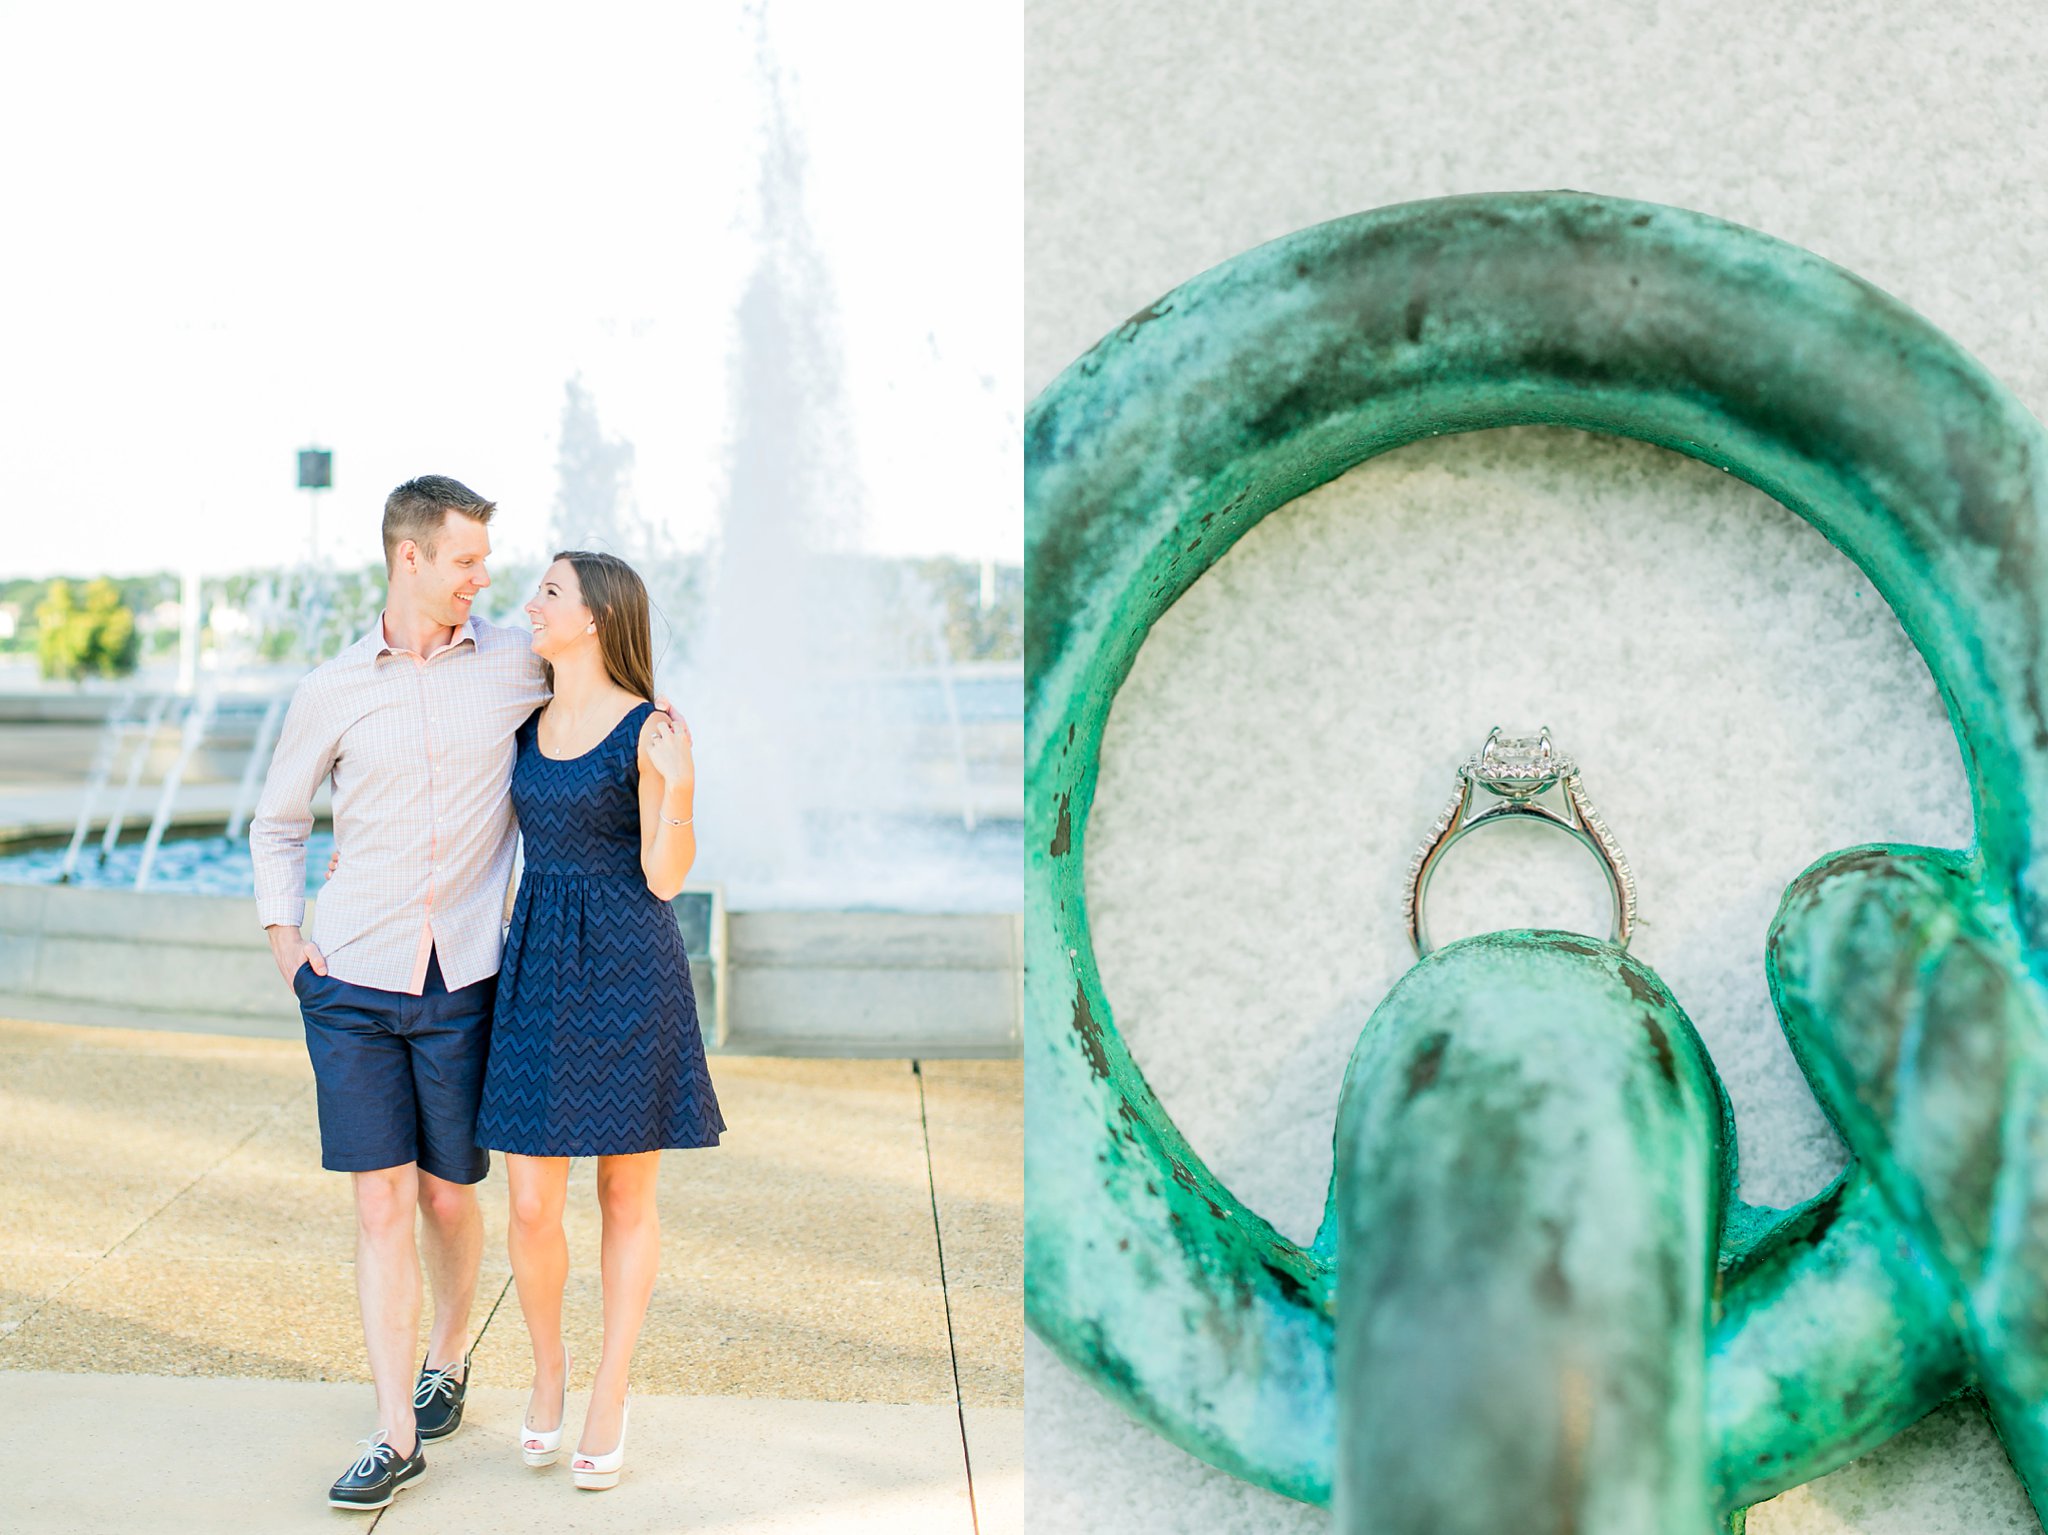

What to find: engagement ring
left=1402, top=727, right=1636, bottom=957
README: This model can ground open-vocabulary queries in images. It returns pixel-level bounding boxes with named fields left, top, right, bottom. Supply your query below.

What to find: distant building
left=0, top=604, right=16, bottom=641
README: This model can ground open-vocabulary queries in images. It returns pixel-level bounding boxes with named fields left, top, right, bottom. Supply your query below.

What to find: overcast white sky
left=0, top=1, right=1020, bottom=579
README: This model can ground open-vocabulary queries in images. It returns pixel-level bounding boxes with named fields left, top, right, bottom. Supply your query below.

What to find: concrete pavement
left=0, top=1019, right=1020, bottom=1532
left=7, top=1375, right=1020, bottom=1533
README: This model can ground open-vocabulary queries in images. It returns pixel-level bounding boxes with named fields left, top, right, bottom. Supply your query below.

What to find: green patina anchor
left=1026, top=190, right=2048, bottom=1532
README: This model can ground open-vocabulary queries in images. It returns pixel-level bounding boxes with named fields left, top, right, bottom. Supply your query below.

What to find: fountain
left=57, top=689, right=154, bottom=882
left=224, top=695, right=286, bottom=841
left=132, top=676, right=216, bottom=890
left=0, top=10, right=1019, bottom=1054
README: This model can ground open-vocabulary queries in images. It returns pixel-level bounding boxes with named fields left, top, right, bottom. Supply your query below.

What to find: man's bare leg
left=353, top=1165, right=423, bottom=1454
left=416, top=1169, right=482, bottom=1372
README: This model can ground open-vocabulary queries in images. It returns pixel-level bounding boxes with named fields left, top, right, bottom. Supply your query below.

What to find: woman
left=472, top=548, right=726, bottom=1490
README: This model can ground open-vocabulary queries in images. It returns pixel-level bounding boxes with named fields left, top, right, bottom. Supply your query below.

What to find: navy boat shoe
left=414, top=1357, right=469, bottom=1441
left=327, top=1434, right=425, bottom=1510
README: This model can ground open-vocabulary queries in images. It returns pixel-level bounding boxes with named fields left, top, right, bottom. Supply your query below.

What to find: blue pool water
left=0, top=819, right=1023, bottom=912
left=2, top=832, right=337, bottom=897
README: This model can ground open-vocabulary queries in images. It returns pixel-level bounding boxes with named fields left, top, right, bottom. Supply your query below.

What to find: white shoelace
left=346, top=1437, right=399, bottom=1480
left=413, top=1365, right=461, bottom=1409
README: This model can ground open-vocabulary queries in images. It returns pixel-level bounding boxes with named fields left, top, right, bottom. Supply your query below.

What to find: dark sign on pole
left=297, top=449, right=333, bottom=490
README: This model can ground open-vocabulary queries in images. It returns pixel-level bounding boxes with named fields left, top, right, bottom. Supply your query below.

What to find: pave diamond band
left=1403, top=726, right=1637, bottom=958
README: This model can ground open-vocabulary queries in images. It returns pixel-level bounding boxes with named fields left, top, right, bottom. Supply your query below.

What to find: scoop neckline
left=532, top=700, right=651, bottom=763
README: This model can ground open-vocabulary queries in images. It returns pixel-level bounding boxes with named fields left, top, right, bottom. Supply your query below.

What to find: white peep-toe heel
left=519, top=1345, right=571, bottom=1467
left=572, top=1400, right=630, bottom=1491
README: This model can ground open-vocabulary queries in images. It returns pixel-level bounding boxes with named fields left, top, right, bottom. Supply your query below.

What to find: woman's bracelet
left=662, top=813, right=693, bottom=828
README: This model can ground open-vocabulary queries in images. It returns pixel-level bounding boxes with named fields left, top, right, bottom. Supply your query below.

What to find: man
left=251, top=474, right=549, bottom=1509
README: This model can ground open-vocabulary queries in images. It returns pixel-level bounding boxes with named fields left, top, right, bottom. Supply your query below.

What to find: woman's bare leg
left=577, top=1151, right=662, bottom=1461
left=504, top=1153, right=572, bottom=1436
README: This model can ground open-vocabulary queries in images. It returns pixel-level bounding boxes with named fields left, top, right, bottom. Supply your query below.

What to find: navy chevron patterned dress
left=475, top=701, right=724, bottom=1156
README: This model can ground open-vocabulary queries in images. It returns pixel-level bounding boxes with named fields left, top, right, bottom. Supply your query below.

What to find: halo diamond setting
left=1403, top=726, right=1636, bottom=957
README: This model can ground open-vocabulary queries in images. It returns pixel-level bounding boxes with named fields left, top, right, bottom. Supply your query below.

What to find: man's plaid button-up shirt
left=251, top=611, right=550, bottom=995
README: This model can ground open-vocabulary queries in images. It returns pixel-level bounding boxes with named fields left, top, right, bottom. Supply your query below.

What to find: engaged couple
left=250, top=474, right=724, bottom=1509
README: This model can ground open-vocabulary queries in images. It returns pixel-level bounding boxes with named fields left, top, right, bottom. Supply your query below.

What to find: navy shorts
left=295, top=948, right=496, bottom=1185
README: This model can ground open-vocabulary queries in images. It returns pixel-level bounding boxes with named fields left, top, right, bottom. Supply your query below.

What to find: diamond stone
left=1466, top=727, right=1574, bottom=799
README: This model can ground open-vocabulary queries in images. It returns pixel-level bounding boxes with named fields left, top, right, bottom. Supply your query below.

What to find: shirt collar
left=368, top=610, right=478, bottom=660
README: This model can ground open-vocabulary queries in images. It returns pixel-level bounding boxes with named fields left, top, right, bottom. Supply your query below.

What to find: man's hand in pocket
left=266, top=924, right=328, bottom=985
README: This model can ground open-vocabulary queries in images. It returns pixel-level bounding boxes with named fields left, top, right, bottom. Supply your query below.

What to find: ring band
left=1402, top=727, right=1637, bottom=958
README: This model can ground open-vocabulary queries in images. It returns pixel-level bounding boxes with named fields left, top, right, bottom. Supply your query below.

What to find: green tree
left=36, top=578, right=139, bottom=682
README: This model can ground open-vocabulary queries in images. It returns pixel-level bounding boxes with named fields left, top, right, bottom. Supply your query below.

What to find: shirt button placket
left=419, top=659, right=437, bottom=918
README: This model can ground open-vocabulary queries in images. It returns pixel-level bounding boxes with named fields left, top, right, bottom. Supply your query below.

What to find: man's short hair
left=382, top=475, right=496, bottom=572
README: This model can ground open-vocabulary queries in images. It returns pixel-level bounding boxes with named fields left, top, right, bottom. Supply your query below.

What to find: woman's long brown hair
left=543, top=549, right=656, bottom=702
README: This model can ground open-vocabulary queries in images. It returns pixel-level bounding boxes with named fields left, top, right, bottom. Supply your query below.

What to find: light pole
left=297, top=447, right=332, bottom=564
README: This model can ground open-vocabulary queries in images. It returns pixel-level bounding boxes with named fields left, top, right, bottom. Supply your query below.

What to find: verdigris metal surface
left=1762, top=846, right=2048, bottom=1515
left=1333, top=934, right=1724, bottom=1532
left=1025, top=190, right=2048, bottom=1529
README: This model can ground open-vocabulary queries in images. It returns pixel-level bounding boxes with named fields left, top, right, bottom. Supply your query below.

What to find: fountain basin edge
left=0, top=882, right=1021, bottom=1058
